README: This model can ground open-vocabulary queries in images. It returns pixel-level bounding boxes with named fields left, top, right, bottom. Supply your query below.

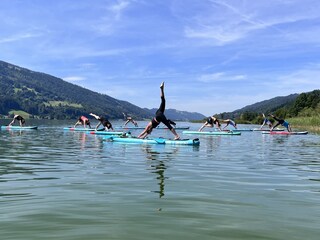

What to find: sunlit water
left=0, top=120, right=320, bottom=240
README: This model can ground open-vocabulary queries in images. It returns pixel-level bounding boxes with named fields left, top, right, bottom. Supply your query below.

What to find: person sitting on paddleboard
left=9, top=114, right=25, bottom=127
left=198, top=116, right=222, bottom=131
left=268, top=114, right=292, bottom=132
left=138, top=82, right=180, bottom=140
left=122, top=112, right=138, bottom=127
left=74, top=115, right=91, bottom=128
left=89, top=113, right=114, bottom=131
left=222, top=119, right=237, bottom=130
left=260, top=113, right=272, bottom=129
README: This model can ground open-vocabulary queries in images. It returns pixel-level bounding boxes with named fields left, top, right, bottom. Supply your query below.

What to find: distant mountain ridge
left=217, top=94, right=299, bottom=119
left=0, top=60, right=152, bottom=119
left=147, top=108, right=206, bottom=121
left=0, top=60, right=205, bottom=120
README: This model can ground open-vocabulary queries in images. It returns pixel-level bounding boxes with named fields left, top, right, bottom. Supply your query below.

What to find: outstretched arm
left=74, top=121, right=81, bottom=128
left=9, top=119, right=15, bottom=126
left=138, top=122, right=152, bottom=139
left=223, top=123, right=229, bottom=129
left=198, top=122, right=208, bottom=132
left=271, top=122, right=280, bottom=131
left=123, top=120, right=130, bottom=126
left=95, top=122, right=101, bottom=131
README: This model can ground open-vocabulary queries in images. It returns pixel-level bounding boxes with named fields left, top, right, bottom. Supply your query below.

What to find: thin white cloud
left=63, top=76, right=86, bottom=82
left=92, top=0, right=132, bottom=35
left=182, top=0, right=320, bottom=45
left=0, top=32, right=42, bottom=44
left=109, top=0, right=130, bottom=20
left=198, top=72, right=247, bottom=83
left=277, top=64, right=320, bottom=88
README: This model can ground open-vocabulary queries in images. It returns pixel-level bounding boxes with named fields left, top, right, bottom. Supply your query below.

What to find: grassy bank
left=288, top=116, right=320, bottom=133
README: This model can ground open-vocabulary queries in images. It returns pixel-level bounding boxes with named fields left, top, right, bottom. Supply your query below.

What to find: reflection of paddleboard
left=262, top=131, right=308, bottom=135
left=183, top=130, right=241, bottom=136
left=105, top=136, right=200, bottom=145
left=1, top=126, right=38, bottom=130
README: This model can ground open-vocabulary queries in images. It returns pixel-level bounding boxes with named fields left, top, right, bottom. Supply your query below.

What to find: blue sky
left=1, top=0, right=320, bottom=116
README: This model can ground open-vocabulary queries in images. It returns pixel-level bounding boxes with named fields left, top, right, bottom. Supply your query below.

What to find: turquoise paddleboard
left=63, top=127, right=96, bottom=131
left=1, top=125, right=38, bottom=130
left=104, top=136, right=200, bottom=145
left=262, top=131, right=308, bottom=135
left=182, top=130, right=241, bottom=136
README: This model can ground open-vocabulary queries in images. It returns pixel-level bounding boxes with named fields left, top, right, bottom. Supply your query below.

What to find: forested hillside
left=0, top=61, right=152, bottom=120
left=215, top=90, right=319, bottom=124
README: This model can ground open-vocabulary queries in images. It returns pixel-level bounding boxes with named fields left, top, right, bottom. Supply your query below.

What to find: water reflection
left=141, top=145, right=180, bottom=198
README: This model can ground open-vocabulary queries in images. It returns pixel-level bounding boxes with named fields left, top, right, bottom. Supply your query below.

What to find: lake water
left=0, top=120, right=320, bottom=240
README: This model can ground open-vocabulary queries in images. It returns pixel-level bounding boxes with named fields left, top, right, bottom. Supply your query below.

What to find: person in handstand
left=138, top=82, right=180, bottom=140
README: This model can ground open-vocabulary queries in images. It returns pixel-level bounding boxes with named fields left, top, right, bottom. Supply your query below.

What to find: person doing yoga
left=138, top=82, right=180, bottom=140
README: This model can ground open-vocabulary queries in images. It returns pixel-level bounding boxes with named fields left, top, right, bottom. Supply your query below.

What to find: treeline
left=228, top=90, right=320, bottom=124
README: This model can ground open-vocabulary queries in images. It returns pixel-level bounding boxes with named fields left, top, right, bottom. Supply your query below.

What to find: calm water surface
left=0, top=120, right=320, bottom=240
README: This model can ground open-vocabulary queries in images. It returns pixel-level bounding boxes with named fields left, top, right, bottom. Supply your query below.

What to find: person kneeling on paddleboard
left=138, top=82, right=180, bottom=140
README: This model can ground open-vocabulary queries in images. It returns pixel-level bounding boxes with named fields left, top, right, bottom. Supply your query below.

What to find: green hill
left=215, top=94, right=298, bottom=121
left=216, top=90, right=320, bottom=124
left=0, top=61, right=152, bottom=120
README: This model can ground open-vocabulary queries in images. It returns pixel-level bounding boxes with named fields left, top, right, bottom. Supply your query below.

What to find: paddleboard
left=262, top=131, right=308, bottom=135
left=90, top=131, right=125, bottom=136
left=115, top=126, right=190, bottom=130
left=183, top=130, right=241, bottom=136
left=224, top=129, right=252, bottom=132
left=1, top=125, right=38, bottom=130
left=63, top=127, right=96, bottom=131
left=105, top=136, right=200, bottom=145
left=253, top=128, right=285, bottom=131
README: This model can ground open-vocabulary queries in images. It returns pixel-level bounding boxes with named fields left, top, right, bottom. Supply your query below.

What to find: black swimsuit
left=151, top=96, right=173, bottom=130
left=100, top=117, right=112, bottom=129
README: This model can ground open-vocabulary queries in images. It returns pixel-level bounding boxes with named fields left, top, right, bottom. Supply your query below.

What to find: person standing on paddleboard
left=198, top=116, right=222, bottom=131
left=269, top=114, right=292, bottom=132
left=74, top=115, right=91, bottom=129
left=89, top=113, right=114, bottom=131
left=138, top=82, right=180, bottom=140
left=9, top=114, right=25, bottom=127
left=260, top=113, right=272, bottom=129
